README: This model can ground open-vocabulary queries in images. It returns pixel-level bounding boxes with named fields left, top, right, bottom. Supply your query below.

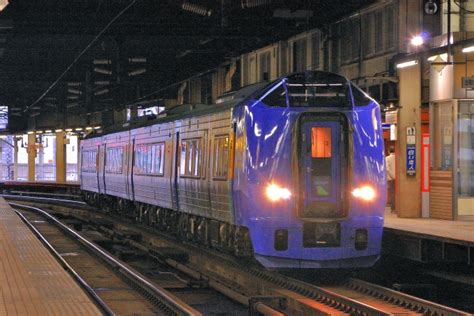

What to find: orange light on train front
left=351, top=185, right=376, bottom=202
left=266, top=183, right=291, bottom=202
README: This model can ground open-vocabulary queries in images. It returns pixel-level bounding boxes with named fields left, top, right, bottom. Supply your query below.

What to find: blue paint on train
left=231, top=73, right=386, bottom=268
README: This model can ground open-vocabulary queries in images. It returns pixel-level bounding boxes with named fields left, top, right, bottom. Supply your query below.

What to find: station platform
left=383, top=208, right=474, bottom=265
left=0, top=197, right=101, bottom=315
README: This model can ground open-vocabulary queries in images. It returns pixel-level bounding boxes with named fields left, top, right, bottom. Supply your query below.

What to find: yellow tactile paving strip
left=0, top=198, right=102, bottom=316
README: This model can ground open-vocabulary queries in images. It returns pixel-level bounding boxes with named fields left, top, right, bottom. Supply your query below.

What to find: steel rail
left=14, top=209, right=115, bottom=316
left=10, top=202, right=200, bottom=316
left=117, top=234, right=285, bottom=316
left=2, top=194, right=87, bottom=205
left=12, top=196, right=471, bottom=316
left=348, top=278, right=472, bottom=316
left=247, top=267, right=391, bottom=316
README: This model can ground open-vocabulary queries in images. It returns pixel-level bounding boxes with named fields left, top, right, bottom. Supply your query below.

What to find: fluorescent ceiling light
left=462, top=46, right=474, bottom=53
left=396, top=60, right=418, bottom=69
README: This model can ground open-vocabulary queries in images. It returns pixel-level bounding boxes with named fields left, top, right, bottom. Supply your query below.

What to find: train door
left=300, top=120, right=343, bottom=218
left=98, top=143, right=107, bottom=194
left=171, top=131, right=180, bottom=210
left=128, top=138, right=135, bottom=201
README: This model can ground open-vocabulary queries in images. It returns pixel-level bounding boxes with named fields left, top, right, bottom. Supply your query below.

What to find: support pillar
left=56, top=131, right=66, bottom=183
left=27, top=133, right=36, bottom=181
left=13, top=137, right=18, bottom=180
left=397, top=62, right=422, bottom=218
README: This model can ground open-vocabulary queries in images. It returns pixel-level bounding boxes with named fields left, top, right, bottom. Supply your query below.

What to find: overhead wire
left=24, top=0, right=138, bottom=113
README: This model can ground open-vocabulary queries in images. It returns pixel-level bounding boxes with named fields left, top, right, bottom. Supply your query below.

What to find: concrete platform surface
left=384, top=207, right=474, bottom=245
left=0, top=197, right=101, bottom=315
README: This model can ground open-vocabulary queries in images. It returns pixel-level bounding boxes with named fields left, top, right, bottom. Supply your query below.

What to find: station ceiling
left=0, top=0, right=374, bottom=132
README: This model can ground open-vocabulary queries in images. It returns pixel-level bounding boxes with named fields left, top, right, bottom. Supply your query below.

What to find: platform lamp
left=0, top=0, right=8, bottom=11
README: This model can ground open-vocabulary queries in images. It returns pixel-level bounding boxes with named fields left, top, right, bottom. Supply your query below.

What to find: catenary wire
left=24, top=0, right=138, bottom=113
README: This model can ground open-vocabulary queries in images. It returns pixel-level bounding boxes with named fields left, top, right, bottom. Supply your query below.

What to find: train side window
left=180, top=138, right=202, bottom=178
left=259, top=82, right=287, bottom=107
left=134, top=143, right=165, bottom=175
left=105, top=146, right=124, bottom=174
left=81, top=150, right=97, bottom=173
left=212, top=135, right=229, bottom=180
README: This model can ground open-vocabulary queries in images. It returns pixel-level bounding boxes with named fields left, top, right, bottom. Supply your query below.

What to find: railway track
left=6, top=195, right=473, bottom=316
left=11, top=202, right=218, bottom=316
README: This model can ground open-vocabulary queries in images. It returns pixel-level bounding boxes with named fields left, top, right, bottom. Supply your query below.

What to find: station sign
left=406, top=127, right=416, bottom=176
left=385, top=110, right=398, bottom=124
left=406, top=145, right=416, bottom=176
left=462, top=76, right=474, bottom=89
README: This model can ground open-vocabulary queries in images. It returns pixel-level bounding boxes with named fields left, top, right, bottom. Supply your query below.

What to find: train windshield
left=257, top=72, right=354, bottom=108
left=285, top=72, right=350, bottom=107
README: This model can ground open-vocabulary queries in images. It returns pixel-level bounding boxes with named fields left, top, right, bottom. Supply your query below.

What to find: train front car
left=232, top=71, right=386, bottom=269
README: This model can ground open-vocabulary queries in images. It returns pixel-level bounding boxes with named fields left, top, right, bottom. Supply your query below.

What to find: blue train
left=81, top=71, right=386, bottom=269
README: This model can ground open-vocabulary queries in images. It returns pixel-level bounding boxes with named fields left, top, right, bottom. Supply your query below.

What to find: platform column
left=27, top=132, right=36, bottom=181
left=56, top=131, right=66, bottom=183
left=397, top=61, right=422, bottom=218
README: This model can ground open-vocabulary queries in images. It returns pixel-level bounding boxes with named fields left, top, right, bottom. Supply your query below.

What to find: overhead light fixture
left=30, top=105, right=41, bottom=110
left=411, top=35, right=424, bottom=46
left=68, top=88, right=82, bottom=95
left=27, top=131, right=34, bottom=134
left=427, top=53, right=448, bottom=62
left=30, top=112, right=40, bottom=117
left=55, top=129, right=63, bottom=133
left=45, top=130, right=52, bottom=133
left=396, top=60, right=418, bottom=69
left=65, top=128, right=73, bottom=132
left=242, top=0, right=272, bottom=8
left=85, top=126, right=93, bottom=131
left=67, top=95, right=79, bottom=100
left=94, top=67, right=112, bottom=75
left=10, top=112, right=21, bottom=116
left=95, top=88, right=109, bottom=96
left=93, top=59, right=112, bottom=65
left=36, top=130, right=43, bottom=134
left=462, top=46, right=474, bottom=53
left=45, top=102, right=56, bottom=107
left=128, top=68, right=146, bottom=76
left=182, top=1, right=212, bottom=16
left=94, top=81, right=110, bottom=85
left=94, top=126, right=101, bottom=130
left=75, top=127, right=83, bottom=131
left=129, top=57, right=146, bottom=63
left=67, top=82, right=82, bottom=87
left=176, top=50, right=192, bottom=58
left=0, top=1, right=9, bottom=12
left=67, top=102, right=79, bottom=108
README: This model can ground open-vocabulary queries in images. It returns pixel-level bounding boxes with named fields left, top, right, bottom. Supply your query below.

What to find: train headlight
left=266, top=184, right=291, bottom=202
left=351, top=185, right=376, bottom=202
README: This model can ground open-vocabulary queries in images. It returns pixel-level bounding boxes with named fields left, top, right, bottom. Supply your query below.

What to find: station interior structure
left=0, top=0, right=472, bottom=314
left=0, top=0, right=472, bottom=221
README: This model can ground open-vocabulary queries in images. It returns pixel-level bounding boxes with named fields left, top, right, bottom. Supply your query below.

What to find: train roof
left=84, top=81, right=269, bottom=139
left=84, top=70, right=362, bottom=139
